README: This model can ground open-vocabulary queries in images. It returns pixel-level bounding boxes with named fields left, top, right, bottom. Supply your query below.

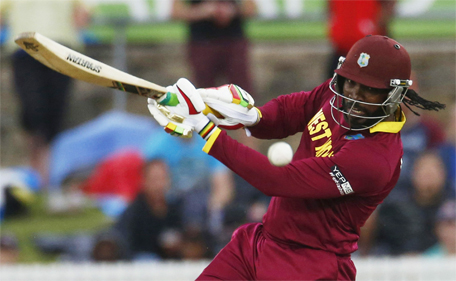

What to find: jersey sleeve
left=206, top=131, right=393, bottom=199
left=248, top=80, right=330, bottom=139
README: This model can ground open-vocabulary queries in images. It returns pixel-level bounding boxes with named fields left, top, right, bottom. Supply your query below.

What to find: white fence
left=1, top=257, right=455, bottom=281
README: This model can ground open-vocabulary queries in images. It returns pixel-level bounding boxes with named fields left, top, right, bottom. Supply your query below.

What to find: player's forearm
left=248, top=105, right=290, bottom=139
left=248, top=96, right=305, bottom=139
left=207, top=131, right=341, bottom=199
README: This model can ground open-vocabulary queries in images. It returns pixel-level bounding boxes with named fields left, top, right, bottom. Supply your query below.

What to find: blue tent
left=49, top=110, right=157, bottom=189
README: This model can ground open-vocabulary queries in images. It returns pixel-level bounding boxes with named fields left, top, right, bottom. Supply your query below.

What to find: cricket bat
left=14, top=32, right=167, bottom=99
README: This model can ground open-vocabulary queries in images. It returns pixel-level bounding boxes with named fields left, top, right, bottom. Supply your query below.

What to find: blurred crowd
left=1, top=0, right=455, bottom=264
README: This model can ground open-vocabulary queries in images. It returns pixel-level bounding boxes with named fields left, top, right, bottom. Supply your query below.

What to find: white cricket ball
left=267, top=142, right=293, bottom=166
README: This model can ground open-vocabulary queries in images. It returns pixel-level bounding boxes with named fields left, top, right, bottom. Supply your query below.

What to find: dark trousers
left=188, top=38, right=254, bottom=96
left=12, top=49, right=72, bottom=143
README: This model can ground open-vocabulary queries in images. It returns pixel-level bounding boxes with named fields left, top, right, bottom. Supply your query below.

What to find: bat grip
left=158, top=92, right=179, bottom=106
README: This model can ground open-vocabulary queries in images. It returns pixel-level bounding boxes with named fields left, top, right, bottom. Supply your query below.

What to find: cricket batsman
left=148, top=35, right=445, bottom=280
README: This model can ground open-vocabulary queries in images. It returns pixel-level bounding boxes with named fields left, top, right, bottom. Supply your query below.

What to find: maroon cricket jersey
left=204, top=79, right=405, bottom=255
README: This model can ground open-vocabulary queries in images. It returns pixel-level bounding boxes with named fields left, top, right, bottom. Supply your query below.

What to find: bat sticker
left=66, top=53, right=102, bottom=73
left=23, top=42, right=39, bottom=51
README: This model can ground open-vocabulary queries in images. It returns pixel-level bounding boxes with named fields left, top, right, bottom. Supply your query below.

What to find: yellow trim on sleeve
left=256, top=107, right=263, bottom=119
left=252, top=107, right=262, bottom=125
left=202, top=127, right=222, bottom=154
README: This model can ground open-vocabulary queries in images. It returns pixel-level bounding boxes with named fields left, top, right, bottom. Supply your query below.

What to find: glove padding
left=148, top=78, right=218, bottom=140
left=198, top=84, right=260, bottom=130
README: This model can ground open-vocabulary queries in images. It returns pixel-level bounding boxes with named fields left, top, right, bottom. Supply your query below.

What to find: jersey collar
left=369, top=108, right=406, bottom=134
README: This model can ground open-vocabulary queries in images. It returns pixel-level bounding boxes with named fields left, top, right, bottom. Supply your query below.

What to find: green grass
left=86, top=18, right=456, bottom=44
left=391, top=19, right=456, bottom=38
left=1, top=194, right=110, bottom=263
left=85, top=0, right=455, bottom=43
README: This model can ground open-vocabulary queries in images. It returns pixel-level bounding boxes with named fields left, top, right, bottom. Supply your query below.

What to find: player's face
left=342, top=79, right=390, bottom=128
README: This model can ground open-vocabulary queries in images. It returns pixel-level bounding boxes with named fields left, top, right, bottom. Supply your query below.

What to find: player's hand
left=148, top=98, right=193, bottom=138
left=148, top=78, right=219, bottom=140
left=198, top=84, right=261, bottom=130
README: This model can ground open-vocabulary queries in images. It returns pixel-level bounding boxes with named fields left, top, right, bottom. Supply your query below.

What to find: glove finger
left=147, top=98, right=156, bottom=105
left=148, top=104, right=170, bottom=127
left=207, top=102, right=258, bottom=125
left=202, top=104, right=224, bottom=119
left=228, top=84, right=252, bottom=108
left=175, top=78, right=206, bottom=113
left=198, top=88, right=233, bottom=104
left=238, top=87, right=255, bottom=108
left=164, top=122, right=193, bottom=138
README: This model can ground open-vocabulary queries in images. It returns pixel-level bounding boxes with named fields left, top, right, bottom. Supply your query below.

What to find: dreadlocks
left=402, top=89, right=446, bottom=116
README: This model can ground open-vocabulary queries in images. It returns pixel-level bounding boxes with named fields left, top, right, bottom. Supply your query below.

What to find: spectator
left=33, top=159, right=182, bottom=262
left=424, top=200, right=456, bottom=257
left=437, top=104, right=456, bottom=198
left=0, top=0, right=90, bottom=186
left=0, top=233, right=19, bottom=264
left=143, top=129, right=234, bottom=257
left=374, top=150, right=449, bottom=256
left=375, top=106, right=446, bottom=206
left=91, top=229, right=131, bottom=262
left=180, top=230, right=211, bottom=260
left=0, top=167, right=38, bottom=221
left=171, top=0, right=257, bottom=95
left=327, top=0, right=396, bottom=78
left=81, top=150, right=145, bottom=217
left=113, top=159, right=184, bottom=260
left=386, top=73, right=445, bottom=203
left=33, top=231, right=98, bottom=262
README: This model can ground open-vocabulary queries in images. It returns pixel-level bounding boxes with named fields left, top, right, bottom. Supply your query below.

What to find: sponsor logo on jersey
left=307, top=108, right=334, bottom=157
left=344, top=133, right=365, bottom=140
left=330, top=165, right=354, bottom=195
left=357, top=53, right=370, bottom=68
left=66, top=53, right=102, bottom=73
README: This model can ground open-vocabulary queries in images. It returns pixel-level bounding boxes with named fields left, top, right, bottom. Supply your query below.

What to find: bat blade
left=14, top=32, right=167, bottom=99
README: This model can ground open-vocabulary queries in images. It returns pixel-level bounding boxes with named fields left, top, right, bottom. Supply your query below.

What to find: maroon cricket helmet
left=335, top=35, right=412, bottom=89
left=329, top=35, right=413, bottom=131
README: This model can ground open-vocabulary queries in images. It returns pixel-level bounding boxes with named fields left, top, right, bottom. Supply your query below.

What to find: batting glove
left=148, top=78, right=219, bottom=140
left=197, top=84, right=261, bottom=130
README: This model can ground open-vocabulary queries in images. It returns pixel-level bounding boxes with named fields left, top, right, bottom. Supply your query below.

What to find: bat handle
left=157, top=92, right=179, bottom=106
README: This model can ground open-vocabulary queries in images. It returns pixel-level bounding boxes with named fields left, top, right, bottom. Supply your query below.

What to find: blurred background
left=0, top=0, right=455, bottom=280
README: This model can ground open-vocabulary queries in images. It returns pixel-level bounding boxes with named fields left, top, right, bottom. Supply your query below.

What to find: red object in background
left=328, top=0, right=383, bottom=55
left=82, top=150, right=144, bottom=202
left=421, top=117, right=446, bottom=148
